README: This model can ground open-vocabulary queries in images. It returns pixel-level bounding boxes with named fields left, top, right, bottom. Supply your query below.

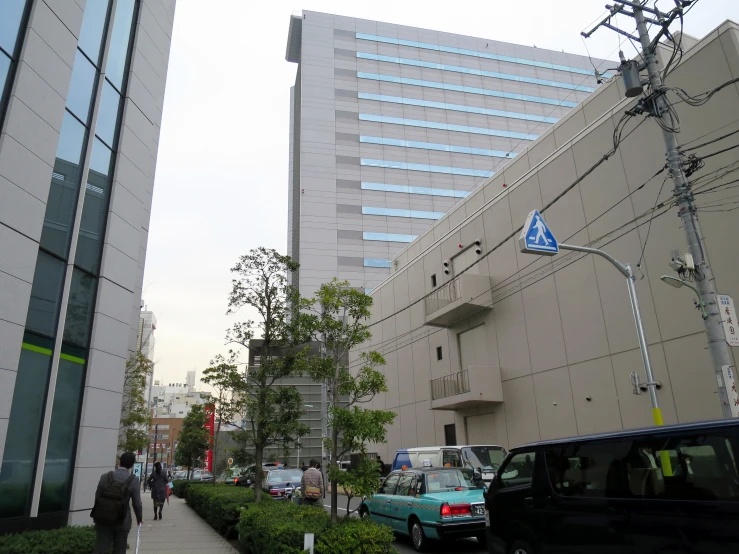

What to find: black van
left=484, top=419, right=739, bottom=554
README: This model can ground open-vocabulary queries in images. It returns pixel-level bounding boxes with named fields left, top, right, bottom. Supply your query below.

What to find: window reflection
left=361, top=158, right=493, bottom=178
left=38, top=352, right=86, bottom=514
left=0, top=334, right=54, bottom=518
left=75, top=139, right=112, bottom=274
left=95, top=80, right=121, bottom=147
left=358, top=92, right=559, bottom=124
left=105, top=0, right=136, bottom=90
left=25, top=252, right=66, bottom=338
left=66, top=50, right=97, bottom=123
left=40, top=112, right=87, bottom=259
left=364, top=258, right=392, bottom=268
left=0, top=0, right=27, bottom=55
left=362, top=206, right=444, bottom=219
left=359, top=113, right=538, bottom=141
left=361, top=182, right=469, bottom=198
left=355, top=33, right=611, bottom=79
left=357, top=52, right=595, bottom=93
left=361, top=136, right=516, bottom=159
left=62, top=270, right=97, bottom=348
left=77, top=0, right=111, bottom=66
left=363, top=232, right=417, bottom=243
left=358, top=73, right=579, bottom=108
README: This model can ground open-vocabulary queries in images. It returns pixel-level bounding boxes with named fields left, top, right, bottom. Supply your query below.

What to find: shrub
left=186, top=484, right=264, bottom=538
left=171, top=479, right=210, bottom=498
left=315, top=518, right=395, bottom=554
left=0, top=526, right=96, bottom=554
left=238, top=501, right=330, bottom=554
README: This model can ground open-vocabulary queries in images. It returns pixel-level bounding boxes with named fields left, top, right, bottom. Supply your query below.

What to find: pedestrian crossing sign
left=519, top=209, right=559, bottom=255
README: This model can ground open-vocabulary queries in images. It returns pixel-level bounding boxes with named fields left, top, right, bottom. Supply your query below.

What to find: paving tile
left=134, top=496, right=237, bottom=552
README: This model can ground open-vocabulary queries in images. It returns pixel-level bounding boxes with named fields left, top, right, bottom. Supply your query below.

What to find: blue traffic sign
left=519, top=209, right=559, bottom=255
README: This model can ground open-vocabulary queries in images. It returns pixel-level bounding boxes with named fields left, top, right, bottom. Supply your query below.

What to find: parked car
left=236, top=462, right=283, bottom=487
left=190, top=470, right=213, bottom=481
left=360, top=467, right=486, bottom=551
left=172, top=470, right=188, bottom=480
left=262, top=468, right=304, bottom=500
left=216, top=467, right=244, bottom=485
left=484, top=419, right=739, bottom=554
left=392, top=445, right=507, bottom=484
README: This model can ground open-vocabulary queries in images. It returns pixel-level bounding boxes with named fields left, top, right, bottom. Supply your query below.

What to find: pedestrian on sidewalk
left=300, top=459, right=324, bottom=506
left=147, top=461, right=168, bottom=520
left=90, top=451, right=143, bottom=554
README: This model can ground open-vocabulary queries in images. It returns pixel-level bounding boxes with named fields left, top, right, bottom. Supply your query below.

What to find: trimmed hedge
left=237, top=503, right=394, bottom=554
left=238, top=501, right=330, bottom=554
left=185, top=484, right=265, bottom=538
left=171, top=479, right=211, bottom=498
left=315, top=518, right=395, bottom=554
left=0, top=526, right=96, bottom=554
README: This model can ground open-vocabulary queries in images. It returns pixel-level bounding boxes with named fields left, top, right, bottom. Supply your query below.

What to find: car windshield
left=425, top=469, right=481, bottom=492
left=268, top=470, right=303, bottom=483
left=463, top=446, right=507, bottom=471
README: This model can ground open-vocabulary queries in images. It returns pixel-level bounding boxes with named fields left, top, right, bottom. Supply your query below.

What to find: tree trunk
left=330, top=355, right=341, bottom=522
left=212, top=420, right=220, bottom=486
left=254, top=443, right=263, bottom=502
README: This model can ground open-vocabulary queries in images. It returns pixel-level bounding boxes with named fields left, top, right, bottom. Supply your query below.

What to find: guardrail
left=430, top=370, right=470, bottom=400
left=425, top=278, right=463, bottom=315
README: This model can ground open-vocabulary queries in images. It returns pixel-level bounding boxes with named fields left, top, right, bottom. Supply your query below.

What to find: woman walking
left=147, top=462, right=167, bottom=520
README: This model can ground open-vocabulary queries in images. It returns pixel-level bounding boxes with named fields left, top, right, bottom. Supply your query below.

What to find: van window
left=546, top=441, right=631, bottom=498
left=442, top=449, right=462, bottom=467
left=629, top=434, right=739, bottom=501
left=499, top=451, right=536, bottom=489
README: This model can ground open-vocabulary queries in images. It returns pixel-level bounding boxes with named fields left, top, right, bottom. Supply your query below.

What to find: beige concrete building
left=354, top=21, right=739, bottom=459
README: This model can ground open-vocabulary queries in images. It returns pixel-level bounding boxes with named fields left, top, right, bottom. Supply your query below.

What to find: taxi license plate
left=472, top=504, right=484, bottom=516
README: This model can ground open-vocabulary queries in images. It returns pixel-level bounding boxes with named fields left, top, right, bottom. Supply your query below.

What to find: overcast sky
left=143, top=0, right=739, bottom=388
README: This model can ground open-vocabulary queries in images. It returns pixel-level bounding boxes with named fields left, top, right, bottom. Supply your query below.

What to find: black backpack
left=91, top=472, right=135, bottom=526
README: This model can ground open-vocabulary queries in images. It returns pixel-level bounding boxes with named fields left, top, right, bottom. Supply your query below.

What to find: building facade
left=286, top=11, right=610, bottom=298
left=352, top=22, right=739, bottom=458
left=0, top=0, right=176, bottom=531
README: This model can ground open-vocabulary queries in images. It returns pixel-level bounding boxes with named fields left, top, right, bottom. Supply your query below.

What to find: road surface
left=322, top=493, right=486, bottom=553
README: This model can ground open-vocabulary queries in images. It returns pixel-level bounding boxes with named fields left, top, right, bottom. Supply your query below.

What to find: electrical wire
left=637, top=176, right=669, bottom=266
left=682, top=129, right=739, bottom=153
left=666, top=77, right=739, bottom=107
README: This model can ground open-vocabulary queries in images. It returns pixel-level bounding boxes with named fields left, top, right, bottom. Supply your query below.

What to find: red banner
left=204, top=403, right=215, bottom=472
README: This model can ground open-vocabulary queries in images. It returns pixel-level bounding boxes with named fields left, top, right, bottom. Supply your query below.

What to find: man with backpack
left=300, top=459, right=324, bottom=506
left=91, top=451, right=143, bottom=554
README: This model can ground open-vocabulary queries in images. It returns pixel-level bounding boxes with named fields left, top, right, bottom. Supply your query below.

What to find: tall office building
left=0, top=0, right=176, bottom=531
left=286, top=11, right=610, bottom=297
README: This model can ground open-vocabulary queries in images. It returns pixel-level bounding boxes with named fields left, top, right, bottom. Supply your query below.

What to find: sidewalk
left=134, top=496, right=237, bottom=553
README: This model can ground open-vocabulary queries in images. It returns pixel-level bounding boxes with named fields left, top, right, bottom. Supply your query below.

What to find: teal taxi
left=359, top=467, right=486, bottom=551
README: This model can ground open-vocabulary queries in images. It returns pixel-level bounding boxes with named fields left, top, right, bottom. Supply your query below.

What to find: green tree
left=118, top=351, right=154, bottom=453
left=174, top=404, right=210, bottom=479
left=302, top=279, right=396, bottom=522
left=201, top=355, right=240, bottom=484
left=225, top=247, right=311, bottom=501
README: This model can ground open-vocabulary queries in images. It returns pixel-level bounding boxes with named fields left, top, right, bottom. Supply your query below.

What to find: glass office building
left=286, top=11, right=610, bottom=297
left=0, top=0, right=176, bottom=532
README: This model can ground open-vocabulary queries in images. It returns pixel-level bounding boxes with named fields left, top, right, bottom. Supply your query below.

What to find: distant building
left=186, top=369, right=197, bottom=391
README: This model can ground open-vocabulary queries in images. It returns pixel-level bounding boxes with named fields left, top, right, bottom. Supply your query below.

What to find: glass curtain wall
left=0, top=1, right=32, bottom=125
left=0, top=0, right=140, bottom=520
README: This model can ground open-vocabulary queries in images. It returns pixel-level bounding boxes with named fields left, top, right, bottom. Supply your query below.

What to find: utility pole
left=583, top=1, right=734, bottom=419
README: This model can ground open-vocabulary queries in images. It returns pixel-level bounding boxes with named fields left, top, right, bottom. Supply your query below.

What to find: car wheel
left=410, top=519, right=429, bottom=552
left=476, top=533, right=488, bottom=547
left=509, top=539, right=535, bottom=554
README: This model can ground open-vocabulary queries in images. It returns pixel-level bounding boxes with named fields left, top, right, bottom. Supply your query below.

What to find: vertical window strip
left=0, top=0, right=33, bottom=131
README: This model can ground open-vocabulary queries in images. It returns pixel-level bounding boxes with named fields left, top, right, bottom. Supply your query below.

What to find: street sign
left=718, top=294, right=739, bottom=347
left=133, top=462, right=143, bottom=480
left=519, top=209, right=559, bottom=255
left=227, top=458, right=233, bottom=467
left=722, top=366, right=739, bottom=417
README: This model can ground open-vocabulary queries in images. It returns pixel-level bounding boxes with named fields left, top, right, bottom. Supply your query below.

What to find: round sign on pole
left=227, top=458, right=233, bottom=467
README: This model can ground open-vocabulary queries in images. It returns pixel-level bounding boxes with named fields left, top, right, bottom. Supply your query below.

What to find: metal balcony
left=425, top=274, right=493, bottom=327
left=429, top=366, right=503, bottom=410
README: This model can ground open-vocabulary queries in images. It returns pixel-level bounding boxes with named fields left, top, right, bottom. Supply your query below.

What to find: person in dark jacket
left=93, top=452, right=143, bottom=554
left=147, top=462, right=168, bottom=520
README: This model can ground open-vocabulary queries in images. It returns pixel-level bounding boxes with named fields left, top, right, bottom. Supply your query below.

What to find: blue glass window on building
left=359, top=114, right=539, bottom=141
left=0, top=0, right=32, bottom=129
left=361, top=182, right=470, bottom=198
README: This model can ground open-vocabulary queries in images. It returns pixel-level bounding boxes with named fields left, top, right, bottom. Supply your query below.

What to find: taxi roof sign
left=519, top=209, right=559, bottom=256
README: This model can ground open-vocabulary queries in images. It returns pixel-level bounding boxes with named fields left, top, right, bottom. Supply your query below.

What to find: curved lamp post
left=660, top=275, right=708, bottom=320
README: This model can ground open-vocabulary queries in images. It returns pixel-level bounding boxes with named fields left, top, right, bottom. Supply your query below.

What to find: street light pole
left=559, top=243, right=663, bottom=425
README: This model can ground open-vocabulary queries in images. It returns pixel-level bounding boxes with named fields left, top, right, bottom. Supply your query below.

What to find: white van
left=391, top=445, right=507, bottom=482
